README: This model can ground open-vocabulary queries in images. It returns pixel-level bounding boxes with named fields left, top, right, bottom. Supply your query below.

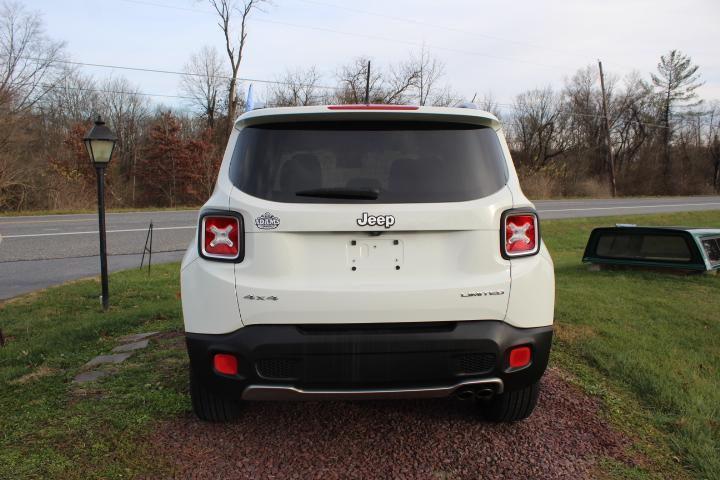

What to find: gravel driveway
left=149, top=368, right=636, bottom=479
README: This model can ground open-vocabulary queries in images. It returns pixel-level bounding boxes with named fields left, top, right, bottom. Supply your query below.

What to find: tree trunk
left=662, top=89, right=672, bottom=189
left=227, top=76, right=237, bottom=134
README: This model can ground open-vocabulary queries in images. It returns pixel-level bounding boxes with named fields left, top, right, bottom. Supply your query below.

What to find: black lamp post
left=84, top=116, right=117, bottom=310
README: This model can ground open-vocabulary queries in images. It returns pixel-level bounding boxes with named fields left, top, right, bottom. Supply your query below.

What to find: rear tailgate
left=231, top=193, right=513, bottom=326
left=228, top=112, right=513, bottom=325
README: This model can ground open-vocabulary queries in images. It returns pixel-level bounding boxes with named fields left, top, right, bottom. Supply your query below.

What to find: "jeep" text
left=356, top=212, right=395, bottom=229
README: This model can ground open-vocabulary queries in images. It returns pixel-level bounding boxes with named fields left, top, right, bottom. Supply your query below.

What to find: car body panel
left=180, top=105, right=555, bottom=400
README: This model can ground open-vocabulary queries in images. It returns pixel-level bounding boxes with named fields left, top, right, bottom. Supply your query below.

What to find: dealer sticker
left=255, top=212, right=280, bottom=230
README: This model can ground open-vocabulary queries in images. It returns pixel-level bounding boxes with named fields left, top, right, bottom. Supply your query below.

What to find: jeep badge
left=356, top=212, right=395, bottom=229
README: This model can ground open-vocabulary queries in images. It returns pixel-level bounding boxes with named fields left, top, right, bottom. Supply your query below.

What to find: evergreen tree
left=651, top=50, right=703, bottom=179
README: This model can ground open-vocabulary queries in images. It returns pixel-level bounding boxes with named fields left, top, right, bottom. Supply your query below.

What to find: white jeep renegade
left=181, top=104, right=555, bottom=423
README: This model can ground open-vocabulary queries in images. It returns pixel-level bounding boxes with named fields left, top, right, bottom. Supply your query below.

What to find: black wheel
left=479, top=380, right=540, bottom=422
left=190, top=372, right=242, bottom=422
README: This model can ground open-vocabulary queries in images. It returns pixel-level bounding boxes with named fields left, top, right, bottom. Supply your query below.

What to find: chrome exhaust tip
left=475, top=388, right=495, bottom=400
left=455, top=389, right=476, bottom=401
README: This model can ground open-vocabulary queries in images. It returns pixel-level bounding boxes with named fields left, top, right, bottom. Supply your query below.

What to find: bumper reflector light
left=508, top=346, right=532, bottom=369
left=213, top=353, right=238, bottom=375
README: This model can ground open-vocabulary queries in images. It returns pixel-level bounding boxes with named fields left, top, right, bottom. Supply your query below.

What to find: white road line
left=0, top=218, right=96, bottom=225
left=538, top=202, right=720, bottom=213
left=2, top=225, right=196, bottom=239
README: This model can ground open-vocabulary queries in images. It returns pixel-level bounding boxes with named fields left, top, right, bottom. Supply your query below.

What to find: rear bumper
left=186, top=320, right=553, bottom=400
left=242, top=378, right=505, bottom=401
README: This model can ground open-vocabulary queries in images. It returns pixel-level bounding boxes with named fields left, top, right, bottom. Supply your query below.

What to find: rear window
left=228, top=121, right=508, bottom=203
left=702, top=237, right=720, bottom=265
left=595, top=233, right=693, bottom=262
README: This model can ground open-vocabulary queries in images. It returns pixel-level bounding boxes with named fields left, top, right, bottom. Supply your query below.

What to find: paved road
left=0, top=210, right=193, bottom=300
left=534, top=196, right=720, bottom=219
left=1, top=196, right=719, bottom=300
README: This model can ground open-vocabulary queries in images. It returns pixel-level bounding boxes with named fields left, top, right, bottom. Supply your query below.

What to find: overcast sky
left=23, top=0, right=720, bottom=111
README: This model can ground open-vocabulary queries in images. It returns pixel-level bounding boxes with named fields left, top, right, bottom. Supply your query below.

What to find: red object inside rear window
left=327, top=105, right=419, bottom=110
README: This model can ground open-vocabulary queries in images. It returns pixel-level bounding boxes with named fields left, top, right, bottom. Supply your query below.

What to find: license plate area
left=346, top=239, right=404, bottom=271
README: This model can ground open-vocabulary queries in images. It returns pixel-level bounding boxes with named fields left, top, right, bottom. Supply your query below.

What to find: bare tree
left=99, top=77, right=149, bottom=205
left=704, top=102, right=720, bottom=192
left=0, top=0, right=65, bottom=209
left=477, top=93, right=500, bottom=117
left=0, top=1, right=65, bottom=117
left=267, top=66, right=323, bottom=107
left=40, top=69, right=99, bottom=125
left=711, top=134, right=720, bottom=193
left=0, top=148, right=31, bottom=209
left=181, top=45, right=228, bottom=128
left=334, top=57, right=383, bottom=104
left=381, top=60, right=419, bottom=105
left=611, top=73, right=653, bottom=174
left=334, top=57, right=419, bottom=105
left=510, top=87, right=570, bottom=172
left=206, top=0, right=267, bottom=133
left=429, top=86, right=461, bottom=107
left=562, top=66, right=604, bottom=173
left=411, top=46, right=445, bottom=106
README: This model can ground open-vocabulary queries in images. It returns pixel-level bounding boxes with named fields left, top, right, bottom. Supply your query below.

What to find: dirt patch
left=147, top=368, right=639, bottom=479
left=9, top=365, right=59, bottom=385
left=153, top=331, right=185, bottom=341
left=554, top=323, right=596, bottom=343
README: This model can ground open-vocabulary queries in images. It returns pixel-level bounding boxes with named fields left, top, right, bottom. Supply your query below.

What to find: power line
left=113, top=0, right=213, bottom=14
left=17, top=60, right=696, bottom=131
left=20, top=55, right=341, bottom=91
left=94, top=0, right=676, bottom=93
left=115, top=0, right=649, bottom=75
left=41, top=72, right=678, bottom=130
left=492, top=103, right=672, bottom=129
left=256, top=18, right=570, bottom=70
left=292, top=0, right=595, bottom=61
left=45, top=83, right=197, bottom=100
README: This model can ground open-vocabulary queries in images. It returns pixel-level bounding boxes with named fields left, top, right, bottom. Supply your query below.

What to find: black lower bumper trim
left=186, top=320, right=553, bottom=399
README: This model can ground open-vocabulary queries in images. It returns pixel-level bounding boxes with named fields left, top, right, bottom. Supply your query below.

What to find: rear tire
left=190, top=372, right=241, bottom=422
left=479, top=380, right=540, bottom=422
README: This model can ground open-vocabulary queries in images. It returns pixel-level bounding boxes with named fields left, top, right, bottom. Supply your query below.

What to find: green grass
left=544, top=211, right=720, bottom=479
left=0, top=264, right=187, bottom=479
left=0, top=211, right=718, bottom=478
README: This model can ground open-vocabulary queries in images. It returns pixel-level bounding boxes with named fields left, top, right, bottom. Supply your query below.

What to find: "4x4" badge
left=243, top=295, right=278, bottom=301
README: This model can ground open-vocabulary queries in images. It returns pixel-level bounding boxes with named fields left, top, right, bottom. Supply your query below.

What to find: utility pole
left=364, top=60, right=371, bottom=104
left=598, top=60, right=617, bottom=197
left=419, top=59, right=424, bottom=106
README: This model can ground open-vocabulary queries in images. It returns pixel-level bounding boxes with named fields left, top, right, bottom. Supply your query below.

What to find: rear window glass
left=702, top=237, right=720, bottom=265
left=595, top=233, right=693, bottom=262
left=228, top=121, right=508, bottom=203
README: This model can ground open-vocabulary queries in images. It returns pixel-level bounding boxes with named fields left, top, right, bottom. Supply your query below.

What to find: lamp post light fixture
left=84, top=116, right=117, bottom=310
